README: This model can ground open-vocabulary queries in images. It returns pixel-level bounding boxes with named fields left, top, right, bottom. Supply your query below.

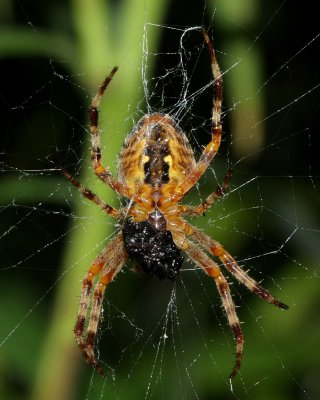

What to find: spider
left=63, top=29, right=288, bottom=379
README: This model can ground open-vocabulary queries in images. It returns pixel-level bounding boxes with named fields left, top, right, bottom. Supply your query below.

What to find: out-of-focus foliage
left=1, top=1, right=319, bottom=400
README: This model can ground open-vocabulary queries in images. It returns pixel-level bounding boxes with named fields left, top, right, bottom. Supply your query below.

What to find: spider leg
left=185, top=239, right=244, bottom=378
left=89, top=67, right=131, bottom=197
left=171, top=30, right=223, bottom=203
left=61, top=169, right=123, bottom=219
left=183, top=167, right=233, bottom=217
left=189, top=226, right=289, bottom=310
left=74, top=231, right=128, bottom=375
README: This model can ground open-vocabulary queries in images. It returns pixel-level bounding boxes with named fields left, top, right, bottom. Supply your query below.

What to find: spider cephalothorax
left=64, top=29, right=288, bottom=379
left=121, top=113, right=191, bottom=280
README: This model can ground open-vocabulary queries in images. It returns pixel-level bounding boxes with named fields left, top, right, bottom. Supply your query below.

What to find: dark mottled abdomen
left=123, top=220, right=183, bottom=280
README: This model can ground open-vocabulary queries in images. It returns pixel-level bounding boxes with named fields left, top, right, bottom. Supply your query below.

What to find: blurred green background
left=1, top=1, right=319, bottom=399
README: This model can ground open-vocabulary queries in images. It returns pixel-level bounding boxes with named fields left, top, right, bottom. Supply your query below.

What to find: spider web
left=1, top=1, right=319, bottom=400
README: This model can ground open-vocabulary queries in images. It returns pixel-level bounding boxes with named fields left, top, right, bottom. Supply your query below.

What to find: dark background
left=1, top=1, right=319, bottom=399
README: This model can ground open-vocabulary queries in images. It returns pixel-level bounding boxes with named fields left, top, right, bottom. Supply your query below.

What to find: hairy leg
left=172, top=30, right=223, bottom=202
left=89, top=67, right=130, bottom=197
left=190, top=226, right=289, bottom=310
left=183, top=168, right=232, bottom=216
left=62, top=169, right=122, bottom=218
left=74, top=232, right=128, bottom=375
left=185, top=239, right=244, bottom=378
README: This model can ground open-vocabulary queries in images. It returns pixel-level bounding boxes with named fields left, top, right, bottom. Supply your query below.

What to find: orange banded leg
left=61, top=169, right=121, bottom=218
left=172, top=30, right=223, bottom=202
left=185, top=239, right=244, bottom=378
left=183, top=168, right=233, bottom=217
left=190, top=226, right=289, bottom=310
left=74, top=232, right=124, bottom=345
left=74, top=232, right=128, bottom=375
left=81, top=269, right=117, bottom=375
left=89, top=67, right=130, bottom=197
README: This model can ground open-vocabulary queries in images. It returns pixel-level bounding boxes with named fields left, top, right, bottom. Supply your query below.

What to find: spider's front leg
left=171, top=30, right=223, bottom=203
left=74, top=231, right=128, bottom=375
left=89, top=66, right=130, bottom=198
left=183, top=168, right=233, bottom=217
left=61, top=169, right=122, bottom=218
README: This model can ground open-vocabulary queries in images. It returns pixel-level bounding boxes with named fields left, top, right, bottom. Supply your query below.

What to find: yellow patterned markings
left=95, top=165, right=107, bottom=175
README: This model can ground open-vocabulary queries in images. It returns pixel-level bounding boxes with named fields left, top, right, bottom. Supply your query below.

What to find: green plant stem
left=30, top=1, right=169, bottom=399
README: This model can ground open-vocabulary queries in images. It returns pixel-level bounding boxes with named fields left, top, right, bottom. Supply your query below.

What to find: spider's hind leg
left=74, top=231, right=127, bottom=375
left=190, top=226, right=289, bottom=310
left=185, top=239, right=244, bottom=379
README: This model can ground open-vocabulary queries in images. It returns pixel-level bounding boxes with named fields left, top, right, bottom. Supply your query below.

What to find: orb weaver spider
left=63, top=29, right=288, bottom=379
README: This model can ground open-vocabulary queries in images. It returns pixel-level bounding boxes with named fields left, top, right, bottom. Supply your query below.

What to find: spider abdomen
left=123, top=219, right=183, bottom=281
